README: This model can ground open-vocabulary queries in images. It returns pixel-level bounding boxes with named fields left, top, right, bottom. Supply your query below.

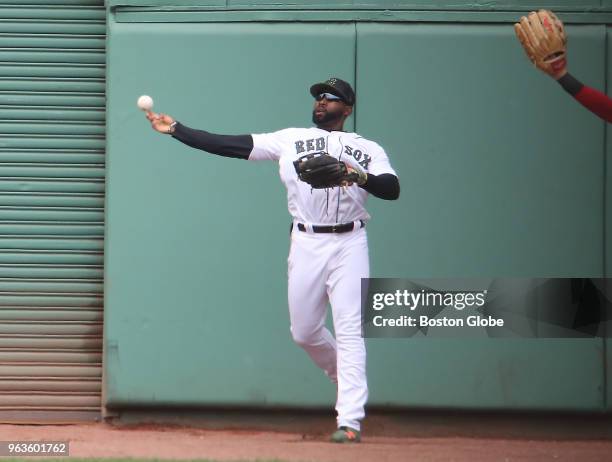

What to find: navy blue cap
left=310, top=77, right=355, bottom=106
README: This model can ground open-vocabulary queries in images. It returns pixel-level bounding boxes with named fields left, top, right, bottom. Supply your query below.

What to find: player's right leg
left=287, top=229, right=337, bottom=382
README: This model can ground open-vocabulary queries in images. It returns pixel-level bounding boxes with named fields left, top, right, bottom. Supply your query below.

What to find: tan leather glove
left=514, top=10, right=567, bottom=80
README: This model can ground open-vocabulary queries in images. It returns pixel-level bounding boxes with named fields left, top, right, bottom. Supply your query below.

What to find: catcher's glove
left=514, top=10, right=567, bottom=79
left=293, top=152, right=366, bottom=189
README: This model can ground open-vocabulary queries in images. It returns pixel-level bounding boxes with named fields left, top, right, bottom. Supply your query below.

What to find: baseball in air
left=137, top=95, right=154, bottom=111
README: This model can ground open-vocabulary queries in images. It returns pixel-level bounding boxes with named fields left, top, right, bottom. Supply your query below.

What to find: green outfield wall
left=104, top=3, right=612, bottom=412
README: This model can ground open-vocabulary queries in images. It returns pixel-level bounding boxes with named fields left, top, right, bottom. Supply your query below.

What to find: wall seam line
left=603, top=22, right=608, bottom=413
left=353, top=21, right=358, bottom=133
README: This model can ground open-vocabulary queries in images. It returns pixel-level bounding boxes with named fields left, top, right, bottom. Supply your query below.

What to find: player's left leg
left=327, top=228, right=369, bottom=436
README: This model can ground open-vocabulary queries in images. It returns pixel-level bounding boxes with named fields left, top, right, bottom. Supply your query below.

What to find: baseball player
left=515, top=10, right=612, bottom=123
left=144, top=77, right=400, bottom=443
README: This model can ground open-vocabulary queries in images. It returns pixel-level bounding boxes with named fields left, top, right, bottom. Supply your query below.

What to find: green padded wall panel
left=358, top=23, right=605, bottom=410
left=105, top=21, right=355, bottom=406
left=105, top=16, right=609, bottom=411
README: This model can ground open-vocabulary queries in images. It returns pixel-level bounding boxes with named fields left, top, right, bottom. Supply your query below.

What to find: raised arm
left=515, top=10, right=612, bottom=123
left=557, top=74, right=612, bottom=123
left=146, top=112, right=253, bottom=159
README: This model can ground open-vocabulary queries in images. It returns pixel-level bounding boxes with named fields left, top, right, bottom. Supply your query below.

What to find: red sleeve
left=573, top=85, right=612, bottom=123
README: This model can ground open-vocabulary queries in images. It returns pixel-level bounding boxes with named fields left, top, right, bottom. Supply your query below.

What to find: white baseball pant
left=287, top=224, right=369, bottom=431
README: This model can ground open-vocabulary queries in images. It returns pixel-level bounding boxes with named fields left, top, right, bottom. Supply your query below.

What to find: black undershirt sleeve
left=171, top=122, right=253, bottom=160
left=361, top=173, right=400, bottom=200
left=171, top=121, right=400, bottom=199
left=557, top=73, right=584, bottom=96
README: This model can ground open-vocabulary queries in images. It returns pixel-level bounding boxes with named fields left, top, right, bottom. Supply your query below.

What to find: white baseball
left=137, top=95, right=154, bottom=111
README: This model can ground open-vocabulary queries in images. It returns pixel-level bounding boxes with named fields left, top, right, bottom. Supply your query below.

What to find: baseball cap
left=310, top=77, right=355, bottom=106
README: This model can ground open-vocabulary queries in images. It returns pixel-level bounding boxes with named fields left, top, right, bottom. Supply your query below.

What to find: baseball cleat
left=330, top=426, right=361, bottom=443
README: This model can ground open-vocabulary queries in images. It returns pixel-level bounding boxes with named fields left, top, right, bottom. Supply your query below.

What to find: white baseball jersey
left=249, top=127, right=396, bottom=225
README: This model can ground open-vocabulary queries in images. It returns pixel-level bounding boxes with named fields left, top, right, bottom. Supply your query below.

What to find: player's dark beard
left=312, top=107, right=344, bottom=127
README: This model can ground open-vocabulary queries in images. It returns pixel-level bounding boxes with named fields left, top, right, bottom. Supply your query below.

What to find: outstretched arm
left=557, top=74, right=612, bottom=124
left=146, top=112, right=253, bottom=159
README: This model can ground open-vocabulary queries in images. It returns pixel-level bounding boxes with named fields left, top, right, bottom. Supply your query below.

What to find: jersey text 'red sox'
left=251, top=127, right=396, bottom=225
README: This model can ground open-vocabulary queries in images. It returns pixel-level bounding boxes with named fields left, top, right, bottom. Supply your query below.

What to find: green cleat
left=330, top=426, right=361, bottom=443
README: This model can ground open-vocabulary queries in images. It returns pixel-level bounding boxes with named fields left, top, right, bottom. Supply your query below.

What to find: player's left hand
left=341, top=165, right=366, bottom=187
left=344, top=165, right=367, bottom=187
left=293, top=153, right=368, bottom=189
